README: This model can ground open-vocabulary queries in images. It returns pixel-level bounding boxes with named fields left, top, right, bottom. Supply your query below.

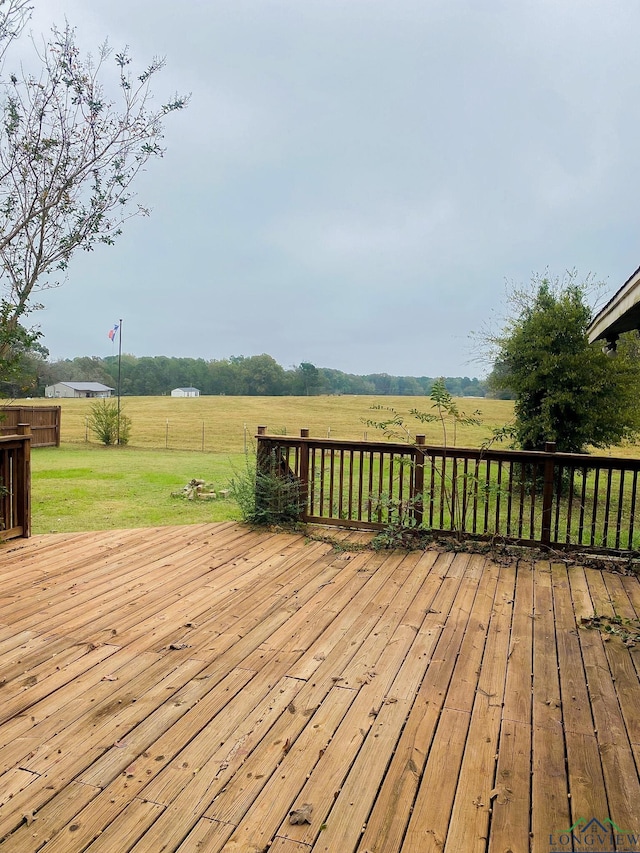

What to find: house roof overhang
left=588, top=264, right=640, bottom=345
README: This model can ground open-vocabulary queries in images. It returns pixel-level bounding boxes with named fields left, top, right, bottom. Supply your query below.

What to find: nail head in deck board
left=67, top=798, right=165, bottom=853
left=125, top=681, right=302, bottom=851
left=205, top=683, right=356, bottom=831
left=404, top=707, right=471, bottom=853
left=443, top=573, right=516, bottom=853
left=291, top=699, right=412, bottom=852
left=0, top=644, right=119, bottom=731
left=266, top=838, right=312, bottom=852
left=501, top=562, right=534, bottom=726
left=285, top=551, right=422, bottom=683
left=0, top=780, right=100, bottom=853
left=586, top=575, right=640, bottom=749
left=487, top=718, right=532, bottom=853
left=570, top=595, right=640, bottom=830
left=174, top=817, right=235, bottom=852
left=78, top=664, right=259, bottom=789
left=138, top=670, right=301, bottom=808
left=357, top=557, right=485, bottom=853
left=550, top=563, right=594, bottom=736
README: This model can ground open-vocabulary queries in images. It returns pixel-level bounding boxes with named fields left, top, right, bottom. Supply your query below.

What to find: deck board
left=0, top=523, right=639, bottom=852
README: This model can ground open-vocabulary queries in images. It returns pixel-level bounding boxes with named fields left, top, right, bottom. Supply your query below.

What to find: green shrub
left=231, top=451, right=304, bottom=526
left=88, top=399, right=131, bottom=446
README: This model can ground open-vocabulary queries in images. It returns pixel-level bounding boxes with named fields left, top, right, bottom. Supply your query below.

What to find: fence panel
left=0, top=406, right=60, bottom=447
left=256, top=430, right=640, bottom=554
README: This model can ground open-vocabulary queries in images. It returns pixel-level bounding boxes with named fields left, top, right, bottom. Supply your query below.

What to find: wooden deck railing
left=0, top=424, right=31, bottom=539
left=256, top=428, right=640, bottom=554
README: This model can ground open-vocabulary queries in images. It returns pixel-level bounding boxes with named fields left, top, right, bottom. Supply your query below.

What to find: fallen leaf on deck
left=23, top=811, right=37, bottom=826
left=101, top=675, right=118, bottom=682
left=169, top=643, right=190, bottom=650
left=489, top=785, right=512, bottom=805
left=289, top=803, right=313, bottom=825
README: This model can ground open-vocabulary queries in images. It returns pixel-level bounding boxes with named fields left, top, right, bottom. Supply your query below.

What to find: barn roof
left=56, top=382, right=115, bottom=391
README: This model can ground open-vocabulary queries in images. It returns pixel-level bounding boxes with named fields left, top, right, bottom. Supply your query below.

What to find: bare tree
left=0, top=0, right=188, bottom=360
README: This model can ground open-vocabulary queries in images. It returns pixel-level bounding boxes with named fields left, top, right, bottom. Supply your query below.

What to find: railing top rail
left=256, top=434, right=417, bottom=453
left=0, top=433, right=31, bottom=445
left=255, top=433, right=640, bottom=469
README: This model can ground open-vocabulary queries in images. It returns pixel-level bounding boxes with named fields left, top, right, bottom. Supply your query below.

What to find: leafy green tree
left=293, top=362, right=320, bottom=396
left=489, top=273, right=640, bottom=453
left=0, top=306, right=47, bottom=397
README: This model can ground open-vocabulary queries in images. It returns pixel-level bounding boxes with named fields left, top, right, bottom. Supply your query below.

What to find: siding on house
left=45, top=382, right=114, bottom=399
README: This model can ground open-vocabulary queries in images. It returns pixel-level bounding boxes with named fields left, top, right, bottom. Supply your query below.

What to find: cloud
left=14, top=0, right=640, bottom=377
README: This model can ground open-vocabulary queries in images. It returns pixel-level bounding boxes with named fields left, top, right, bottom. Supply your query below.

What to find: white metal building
left=171, top=387, right=200, bottom=397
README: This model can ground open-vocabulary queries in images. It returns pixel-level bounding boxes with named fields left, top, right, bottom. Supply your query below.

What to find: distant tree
left=488, top=273, right=640, bottom=453
left=0, top=0, right=187, bottom=369
left=224, top=354, right=287, bottom=395
left=294, top=362, right=320, bottom=395
left=0, top=308, right=47, bottom=396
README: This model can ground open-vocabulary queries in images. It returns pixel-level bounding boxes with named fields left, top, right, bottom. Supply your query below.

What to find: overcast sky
left=17, top=0, right=640, bottom=377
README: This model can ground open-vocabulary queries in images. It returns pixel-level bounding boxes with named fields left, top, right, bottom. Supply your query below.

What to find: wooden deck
left=0, top=522, right=639, bottom=853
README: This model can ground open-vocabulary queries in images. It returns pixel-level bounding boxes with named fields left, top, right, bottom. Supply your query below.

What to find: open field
left=22, top=395, right=640, bottom=534
left=25, top=396, right=515, bottom=534
left=24, top=395, right=517, bottom=452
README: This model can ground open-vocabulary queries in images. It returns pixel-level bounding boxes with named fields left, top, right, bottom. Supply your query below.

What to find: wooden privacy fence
left=256, top=428, right=640, bottom=554
left=0, top=406, right=60, bottom=447
left=0, top=424, right=31, bottom=539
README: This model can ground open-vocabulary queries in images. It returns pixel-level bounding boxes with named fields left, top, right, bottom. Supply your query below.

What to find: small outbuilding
left=171, top=387, right=200, bottom=398
left=45, top=382, right=115, bottom=399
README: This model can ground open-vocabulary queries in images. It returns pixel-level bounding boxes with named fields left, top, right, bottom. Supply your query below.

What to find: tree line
left=10, top=352, right=489, bottom=399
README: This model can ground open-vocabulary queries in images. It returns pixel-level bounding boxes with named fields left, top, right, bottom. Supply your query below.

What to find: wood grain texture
left=0, top=523, right=638, bottom=852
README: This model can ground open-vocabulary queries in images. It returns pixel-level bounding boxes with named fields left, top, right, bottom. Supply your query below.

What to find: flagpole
left=117, top=318, right=122, bottom=445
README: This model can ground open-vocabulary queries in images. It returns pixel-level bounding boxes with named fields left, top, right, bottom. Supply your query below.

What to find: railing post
left=413, top=435, right=426, bottom=527
left=17, top=423, right=31, bottom=538
left=299, top=429, right=310, bottom=521
left=255, top=426, right=270, bottom=516
left=541, top=441, right=556, bottom=547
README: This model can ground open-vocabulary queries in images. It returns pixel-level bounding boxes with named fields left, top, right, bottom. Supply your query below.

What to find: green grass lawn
left=26, top=393, right=640, bottom=535
left=32, top=444, right=245, bottom=533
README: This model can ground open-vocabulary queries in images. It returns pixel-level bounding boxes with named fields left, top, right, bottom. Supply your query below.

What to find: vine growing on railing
left=364, top=378, right=514, bottom=542
left=231, top=446, right=304, bottom=527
